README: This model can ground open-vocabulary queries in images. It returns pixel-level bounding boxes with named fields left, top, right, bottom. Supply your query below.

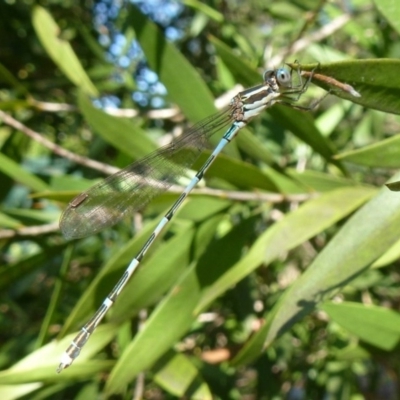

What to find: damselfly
left=57, top=66, right=314, bottom=372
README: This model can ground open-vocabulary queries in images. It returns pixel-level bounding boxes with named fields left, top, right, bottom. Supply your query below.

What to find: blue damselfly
left=58, top=66, right=314, bottom=372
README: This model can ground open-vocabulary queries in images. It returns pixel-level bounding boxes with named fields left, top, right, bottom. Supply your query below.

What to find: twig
left=291, top=0, right=328, bottom=44
left=301, top=70, right=361, bottom=98
left=28, top=97, right=77, bottom=112
left=0, top=222, right=59, bottom=239
left=267, top=13, right=352, bottom=67
left=29, top=96, right=181, bottom=119
left=187, top=187, right=316, bottom=203
left=27, top=86, right=242, bottom=121
left=0, top=109, right=316, bottom=204
left=0, top=190, right=315, bottom=239
left=0, top=110, right=118, bottom=176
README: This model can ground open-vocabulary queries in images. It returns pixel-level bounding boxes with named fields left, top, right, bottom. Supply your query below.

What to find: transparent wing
left=60, top=108, right=233, bottom=239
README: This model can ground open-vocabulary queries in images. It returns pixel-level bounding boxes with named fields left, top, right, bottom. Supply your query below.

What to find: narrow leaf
left=296, top=59, right=400, bottom=115
left=32, top=6, right=98, bottom=96
left=0, top=325, right=116, bottom=383
left=59, top=216, right=192, bottom=336
left=153, top=351, right=212, bottom=399
left=197, top=186, right=375, bottom=312
left=105, top=267, right=201, bottom=394
left=127, top=5, right=215, bottom=122
left=78, top=91, right=156, bottom=159
left=321, top=302, right=400, bottom=350
left=335, top=135, right=400, bottom=168
left=234, top=181, right=400, bottom=365
left=0, top=152, right=49, bottom=192
left=373, top=0, right=400, bottom=35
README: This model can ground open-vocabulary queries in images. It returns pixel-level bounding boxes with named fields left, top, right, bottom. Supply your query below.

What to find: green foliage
left=1, top=0, right=400, bottom=399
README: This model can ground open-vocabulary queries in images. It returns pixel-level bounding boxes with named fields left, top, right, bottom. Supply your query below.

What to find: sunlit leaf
left=373, top=0, right=400, bottom=35
left=321, top=302, right=400, bottom=350
left=78, top=91, right=156, bottom=159
left=197, top=186, right=375, bottom=312
left=154, top=351, right=212, bottom=399
left=0, top=152, right=49, bottom=192
left=295, top=59, right=400, bottom=115
left=32, top=6, right=98, bottom=96
left=234, top=180, right=400, bottom=365
left=335, top=133, right=400, bottom=167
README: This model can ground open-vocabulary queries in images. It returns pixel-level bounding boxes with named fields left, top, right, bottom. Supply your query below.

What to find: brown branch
left=301, top=70, right=361, bottom=98
left=267, top=13, right=352, bottom=67
left=0, top=110, right=118, bottom=176
left=0, top=222, right=59, bottom=239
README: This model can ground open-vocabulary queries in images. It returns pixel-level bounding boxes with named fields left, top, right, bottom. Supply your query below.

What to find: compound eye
left=276, top=68, right=291, bottom=86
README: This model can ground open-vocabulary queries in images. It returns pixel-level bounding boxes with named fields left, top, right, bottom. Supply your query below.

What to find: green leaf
left=0, top=212, right=22, bottom=229
left=193, top=151, right=293, bottom=192
left=59, top=214, right=193, bottom=336
left=106, top=207, right=251, bottom=393
left=183, top=0, right=224, bottom=22
left=386, top=180, right=400, bottom=192
left=235, top=129, right=276, bottom=165
left=0, top=325, right=116, bottom=384
left=105, top=266, right=201, bottom=394
left=321, top=302, right=400, bottom=350
left=287, top=169, right=360, bottom=192
left=233, top=180, right=400, bottom=365
left=196, top=186, right=375, bottom=312
left=153, top=351, right=212, bottom=399
left=0, top=152, right=49, bottom=192
left=127, top=5, right=215, bottom=122
left=335, top=134, right=400, bottom=168
left=296, top=59, right=400, bottom=115
left=32, top=6, right=98, bottom=96
left=371, top=236, right=400, bottom=268
left=109, top=220, right=196, bottom=322
left=335, top=344, right=371, bottom=362
left=209, top=35, right=259, bottom=85
left=0, top=382, right=42, bottom=400
left=373, top=0, right=400, bottom=35
left=269, top=105, right=341, bottom=168
left=0, top=63, right=28, bottom=95
left=2, top=208, right=57, bottom=223
left=0, top=246, right=65, bottom=291
left=125, top=6, right=243, bottom=159
left=78, top=91, right=156, bottom=159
